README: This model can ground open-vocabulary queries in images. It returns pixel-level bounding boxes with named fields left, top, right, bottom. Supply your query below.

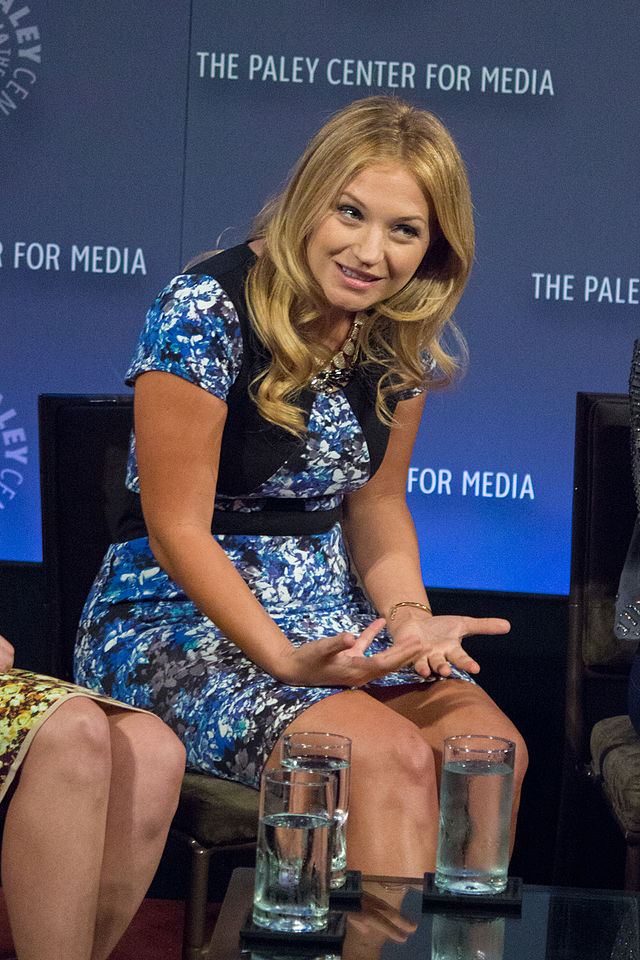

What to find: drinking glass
left=431, top=913, right=505, bottom=960
left=281, top=732, right=352, bottom=889
left=252, top=767, right=334, bottom=933
left=434, top=735, right=515, bottom=895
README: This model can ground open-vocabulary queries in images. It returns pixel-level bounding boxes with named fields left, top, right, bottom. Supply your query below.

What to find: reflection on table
left=207, top=868, right=640, bottom=960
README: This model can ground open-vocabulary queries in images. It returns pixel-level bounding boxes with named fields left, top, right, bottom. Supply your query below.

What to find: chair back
left=565, top=392, right=636, bottom=765
left=39, top=394, right=133, bottom=680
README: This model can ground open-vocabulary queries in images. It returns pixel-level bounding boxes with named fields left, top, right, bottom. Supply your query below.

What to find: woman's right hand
left=0, top=634, right=15, bottom=672
left=274, top=618, right=422, bottom=687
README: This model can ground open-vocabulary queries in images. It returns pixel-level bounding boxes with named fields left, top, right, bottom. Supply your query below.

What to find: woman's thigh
left=368, top=679, right=528, bottom=783
left=266, top=688, right=436, bottom=780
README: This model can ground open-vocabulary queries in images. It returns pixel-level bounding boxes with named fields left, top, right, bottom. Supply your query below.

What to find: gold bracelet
left=388, top=600, right=432, bottom=621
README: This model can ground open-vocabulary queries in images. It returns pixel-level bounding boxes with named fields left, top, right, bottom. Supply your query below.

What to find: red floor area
left=0, top=891, right=220, bottom=959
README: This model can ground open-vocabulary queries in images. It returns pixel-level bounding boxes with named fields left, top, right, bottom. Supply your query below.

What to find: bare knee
left=52, top=699, right=112, bottom=783
left=140, top=715, right=186, bottom=793
left=290, top=692, right=438, bottom=794
left=27, top=696, right=112, bottom=792
left=109, top=712, right=185, bottom=831
left=492, top=723, right=528, bottom=792
left=354, top=720, right=437, bottom=792
left=130, top=713, right=184, bottom=776
left=511, top=731, right=528, bottom=793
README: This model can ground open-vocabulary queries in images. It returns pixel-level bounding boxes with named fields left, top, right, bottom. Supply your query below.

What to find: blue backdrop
left=2, top=0, right=638, bottom=594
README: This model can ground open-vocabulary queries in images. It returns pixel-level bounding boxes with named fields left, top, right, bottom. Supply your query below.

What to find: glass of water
left=252, top=767, right=334, bottom=933
left=434, top=735, right=515, bottom=895
left=281, top=731, right=352, bottom=889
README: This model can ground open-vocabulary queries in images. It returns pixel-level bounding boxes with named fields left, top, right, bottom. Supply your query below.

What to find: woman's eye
left=337, top=204, right=361, bottom=220
left=395, top=224, right=420, bottom=238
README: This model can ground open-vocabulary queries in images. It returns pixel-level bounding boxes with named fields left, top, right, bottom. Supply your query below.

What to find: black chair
left=38, top=393, right=259, bottom=960
left=554, top=392, right=640, bottom=888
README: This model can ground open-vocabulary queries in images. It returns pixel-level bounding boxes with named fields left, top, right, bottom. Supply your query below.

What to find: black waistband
left=211, top=504, right=342, bottom=536
left=118, top=496, right=342, bottom=540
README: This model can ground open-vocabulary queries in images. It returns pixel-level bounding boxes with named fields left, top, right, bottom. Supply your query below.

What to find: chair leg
left=182, top=838, right=214, bottom=960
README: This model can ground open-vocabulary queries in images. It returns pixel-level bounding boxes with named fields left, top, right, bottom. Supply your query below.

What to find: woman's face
left=306, top=163, right=431, bottom=316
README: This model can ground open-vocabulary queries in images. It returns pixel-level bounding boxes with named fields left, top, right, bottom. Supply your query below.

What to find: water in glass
left=253, top=811, right=332, bottom=932
left=435, top=736, right=514, bottom=895
left=281, top=754, right=350, bottom=887
left=281, top=732, right=351, bottom=890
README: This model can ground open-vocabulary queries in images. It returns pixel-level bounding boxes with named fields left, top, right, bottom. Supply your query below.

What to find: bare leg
left=1, top=699, right=185, bottom=960
left=2, top=698, right=113, bottom=960
left=270, top=690, right=440, bottom=877
left=372, top=679, right=529, bottom=853
left=90, top=711, right=185, bottom=960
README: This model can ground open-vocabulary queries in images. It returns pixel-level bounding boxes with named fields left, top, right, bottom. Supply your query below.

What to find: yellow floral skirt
left=0, top=669, right=141, bottom=805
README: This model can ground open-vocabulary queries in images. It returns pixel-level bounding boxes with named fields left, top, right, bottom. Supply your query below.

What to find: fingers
left=414, top=650, right=450, bottom=678
left=412, top=658, right=432, bottom=678
left=434, top=654, right=480, bottom=677
left=446, top=648, right=481, bottom=673
left=462, top=617, right=511, bottom=636
left=317, top=628, right=419, bottom=686
left=361, top=635, right=422, bottom=678
left=351, top=617, right=386, bottom=653
left=413, top=644, right=480, bottom=679
left=305, top=614, right=498, bottom=687
left=319, top=632, right=358, bottom=655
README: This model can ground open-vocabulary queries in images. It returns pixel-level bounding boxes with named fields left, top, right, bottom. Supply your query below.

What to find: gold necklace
left=310, top=316, right=363, bottom=391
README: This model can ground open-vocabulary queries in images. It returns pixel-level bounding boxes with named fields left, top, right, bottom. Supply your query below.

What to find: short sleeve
left=125, top=273, right=243, bottom=401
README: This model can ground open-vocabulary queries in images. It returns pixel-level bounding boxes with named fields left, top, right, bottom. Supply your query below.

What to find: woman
left=76, top=95, right=527, bottom=876
left=0, top=633, right=185, bottom=960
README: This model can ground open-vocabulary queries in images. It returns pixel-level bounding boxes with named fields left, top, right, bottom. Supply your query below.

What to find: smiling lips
left=337, top=262, right=382, bottom=289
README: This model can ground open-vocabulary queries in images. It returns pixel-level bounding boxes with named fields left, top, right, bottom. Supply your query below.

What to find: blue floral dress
left=75, top=271, right=471, bottom=788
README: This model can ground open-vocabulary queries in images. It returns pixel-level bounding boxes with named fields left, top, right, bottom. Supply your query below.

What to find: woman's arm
left=342, top=393, right=510, bottom=678
left=134, top=371, right=422, bottom=686
left=0, top=634, right=15, bottom=671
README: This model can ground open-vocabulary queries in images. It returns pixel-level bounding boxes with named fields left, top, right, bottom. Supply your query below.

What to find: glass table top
left=207, top=868, right=640, bottom=960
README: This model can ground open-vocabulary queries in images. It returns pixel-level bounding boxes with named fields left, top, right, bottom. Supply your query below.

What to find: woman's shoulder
left=149, top=242, right=257, bottom=333
left=125, top=255, right=251, bottom=394
left=181, top=242, right=257, bottom=301
left=154, top=270, right=234, bottom=311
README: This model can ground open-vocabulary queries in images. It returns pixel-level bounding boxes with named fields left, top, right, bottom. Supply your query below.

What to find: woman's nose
left=353, top=226, right=384, bottom=265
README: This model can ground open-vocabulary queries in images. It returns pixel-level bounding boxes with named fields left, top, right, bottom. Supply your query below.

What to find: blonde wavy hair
left=247, top=95, right=474, bottom=436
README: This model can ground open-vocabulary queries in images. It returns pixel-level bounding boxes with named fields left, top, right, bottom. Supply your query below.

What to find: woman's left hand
left=389, top=613, right=510, bottom=678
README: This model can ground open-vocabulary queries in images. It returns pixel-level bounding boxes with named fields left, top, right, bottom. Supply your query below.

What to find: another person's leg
left=2, top=698, right=113, bottom=960
left=1, top=698, right=185, bottom=960
left=90, top=710, right=185, bottom=960
left=272, top=690, right=441, bottom=877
